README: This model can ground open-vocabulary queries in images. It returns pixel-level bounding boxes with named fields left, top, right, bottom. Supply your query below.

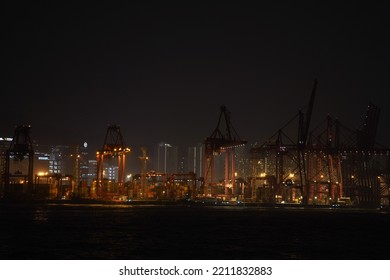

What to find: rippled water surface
left=0, top=203, right=389, bottom=259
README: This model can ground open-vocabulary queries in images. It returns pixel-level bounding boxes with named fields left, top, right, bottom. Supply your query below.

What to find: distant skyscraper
left=86, top=160, right=97, bottom=186
left=47, top=145, right=73, bottom=175
left=35, top=143, right=91, bottom=185
left=155, top=142, right=178, bottom=174
left=78, top=142, right=89, bottom=186
left=178, top=155, right=186, bottom=174
left=235, top=145, right=251, bottom=179
left=103, top=166, right=119, bottom=181
left=187, top=143, right=204, bottom=178
left=0, top=137, right=13, bottom=188
left=25, top=144, right=71, bottom=176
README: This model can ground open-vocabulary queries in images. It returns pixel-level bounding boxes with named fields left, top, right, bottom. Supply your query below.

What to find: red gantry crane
left=96, top=125, right=130, bottom=199
left=203, top=106, right=247, bottom=198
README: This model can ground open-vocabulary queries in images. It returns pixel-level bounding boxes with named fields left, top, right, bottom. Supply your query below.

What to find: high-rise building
left=235, top=145, right=251, bottom=180
left=35, top=143, right=90, bottom=184
left=78, top=142, right=89, bottom=186
left=0, top=137, right=13, bottom=189
left=187, top=143, right=204, bottom=178
left=154, top=142, right=178, bottom=174
left=86, top=160, right=98, bottom=187
left=103, top=166, right=119, bottom=181
left=178, top=155, right=186, bottom=174
left=48, top=145, right=67, bottom=175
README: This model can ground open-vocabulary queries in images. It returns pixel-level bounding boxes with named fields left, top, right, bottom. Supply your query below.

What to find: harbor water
left=0, top=203, right=389, bottom=260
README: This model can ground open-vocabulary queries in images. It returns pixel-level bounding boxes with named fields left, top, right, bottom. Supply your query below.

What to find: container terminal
left=1, top=81, right=389, bottom=209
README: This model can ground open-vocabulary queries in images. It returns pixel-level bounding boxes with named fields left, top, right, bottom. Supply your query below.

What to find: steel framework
left=250, top=82, right=390, bottom=207
left=203, top=106, right=247, bottom=197
left=96, top=125, right=130, bottom=198
left=4, top=125, right=34, bottom=196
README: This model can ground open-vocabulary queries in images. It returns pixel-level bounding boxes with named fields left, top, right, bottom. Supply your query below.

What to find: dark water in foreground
left=0, top=203, right=389, bottom=260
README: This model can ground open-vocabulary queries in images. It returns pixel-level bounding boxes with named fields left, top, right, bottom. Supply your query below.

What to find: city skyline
left=1, top=133, right=253, bottom=190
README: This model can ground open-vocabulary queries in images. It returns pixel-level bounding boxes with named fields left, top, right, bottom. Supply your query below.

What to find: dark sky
left=2, top=2, right=389, bottom=157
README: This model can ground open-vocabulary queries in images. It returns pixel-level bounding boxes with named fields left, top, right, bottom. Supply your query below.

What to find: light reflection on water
left=47, top=203, right=135, bottom=208
left=32, top=207, right=49, bottom=224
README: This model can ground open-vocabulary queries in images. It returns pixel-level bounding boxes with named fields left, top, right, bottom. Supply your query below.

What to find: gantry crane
left=250, top=80, right=389, bottom=207
left=96, top=125, right=130, bottom=199
left=305, top=103, right=389, bottom=207
left=297, top=79, right=317, bottom=204
left=4, top=125, right=34, bottom=196
left=203, top=106, right=247, bottom=197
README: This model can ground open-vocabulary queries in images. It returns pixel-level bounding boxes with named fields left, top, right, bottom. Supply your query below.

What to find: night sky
left=2, top=2, right=389, bottom=158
